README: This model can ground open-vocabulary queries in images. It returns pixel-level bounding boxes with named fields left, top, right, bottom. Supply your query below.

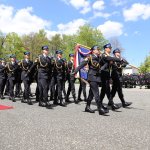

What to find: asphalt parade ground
left=0, top=84, right=150, bottom=150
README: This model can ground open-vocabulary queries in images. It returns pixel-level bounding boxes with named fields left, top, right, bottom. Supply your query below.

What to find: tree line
left=0, top=24, right=108, bottom=61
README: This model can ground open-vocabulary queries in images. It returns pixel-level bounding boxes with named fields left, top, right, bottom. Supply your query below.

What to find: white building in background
left=123, top=66, right=139, bottom=74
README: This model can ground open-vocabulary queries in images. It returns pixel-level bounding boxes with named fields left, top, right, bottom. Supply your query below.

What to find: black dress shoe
left=122, top=102, right=132, bottom=108
left=39, top=102, right=46, bottom=107
left=60, top=101, right=66, bottom=107
left=98, top=107, right=106, bottom=115
left=111, top=104, right=120, bottom=110
left=27, top=99, right=33, bottom=105
left=0, top=96, right=5, bottom=99
left=102, top=105, right=109, bottom=113
left=46, top=102, right=52, bottom=109
left=21, top=98, right=27, bottom=103
left=12, top=97, right=16, bottom=102
left=85, top=106, right=95, bottom=113
left=74, top=100, right=79, bottom=104
left=102, top=104, right=108, bottom=110
left=65, top=98, right=72, bottom=103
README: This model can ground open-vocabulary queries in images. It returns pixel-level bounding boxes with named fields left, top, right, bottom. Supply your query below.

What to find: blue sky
left=0, top=0, right=150, bottom=66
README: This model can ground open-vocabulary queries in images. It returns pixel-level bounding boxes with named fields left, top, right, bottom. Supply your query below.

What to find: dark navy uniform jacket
left=111, top=57, right=128, bottom=81
left=0, top=64, right=6, bottom=79
left=7, top=62, right=19, bottom=80
left=67, top=60, right=75, bottom=81
left=75, top=54, right=101, bottom=83
left=21, top=59, right=33, bottom=81
left=54, top=58, right=65, bottom=80
left=100, top=52, right=122, bottom=79
left=29, top=55, right=52, bottom=80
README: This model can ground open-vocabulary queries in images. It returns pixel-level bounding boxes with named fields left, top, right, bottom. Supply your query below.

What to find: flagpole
left=127, top=64, right=140, bottom=70
left=74, top=42, right=91, bottom=50
left=79, top=77, right=89, bottom=86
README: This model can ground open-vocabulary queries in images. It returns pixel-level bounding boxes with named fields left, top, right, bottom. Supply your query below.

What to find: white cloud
left=111, top=0, right=127, bottom=6
left=62, top=0, right=91, bottom=14
left=133, top=31, right=140, bottom=35
left=80, top=6, right=91, bottom=14
left=92, top=0, right=105, bottom=11
left=46, top=30, right=59, bottom=39
left=89, top=11, right=119, bottom=21
left=123, top=3, right=150, bottom=21
left=57, top=18, right=87, bottom=35
left=89, top=0, right=111, bottom=20
left=0, top=4, right=50, bottom=34
left=97, top=20, right=123, bottom=38
left=91, top=11, right=111, bottom=20
left=46, top=19, right=87, bottom=38
left=69, top=0, right=88, bottom=9
left=0, top=4, right=88, bottom=38
left=124, top=33, right=128, bottom=36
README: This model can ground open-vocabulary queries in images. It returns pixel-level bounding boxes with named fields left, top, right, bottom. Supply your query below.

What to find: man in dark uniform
left=15, top=60, right=22, bottom=98
left=49, top=56, right=57, bottom=102
left=74, top=46, right=107, bottom=115
left=111, top=48, right=132, bottom=107
left=53, top=50, right=66, bottom=106
left=20, top=52, right=33, bottom=105
left=62, top=58, right=67, bottom=100
left=66, top=53, right=78, bottom=104
left=29, top=46, right=52, bottom=109
left=6, top=54, right=19, bottom=102
left=0, top=58, right=7, bottom=99
left=4, top=75, right=9, bottom=96
left=100, top=43, right=121, bottom=110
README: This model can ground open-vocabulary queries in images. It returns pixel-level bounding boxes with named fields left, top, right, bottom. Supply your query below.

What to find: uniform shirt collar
left=43, top=54, right=47, bottom=58
left=57, top=57, right=61, bottom=60
left=11, top=61, right=15, bottom=64
left=25, top=59, right=29, bottom=62
left=105, top=51, right=110, bottom=56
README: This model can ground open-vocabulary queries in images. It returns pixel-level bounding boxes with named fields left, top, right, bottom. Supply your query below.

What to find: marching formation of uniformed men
left=139, top=73, right=150, bottom=89
left=0, top=43, right=133, bottom=115
left=122, top=73, right=150, bottom=89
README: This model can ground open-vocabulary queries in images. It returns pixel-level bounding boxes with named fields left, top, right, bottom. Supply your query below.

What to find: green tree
left=0, top=31, right=6, bottom=57
left=22, top=29, right=49, bottom=60
left=49, top=34, right=63, bottom=56
left=61, top=34, right=76, bottom=60
left=140, top=54, right=150, bottom=73
left=109, top=37, right=124, bottom=52
left=4, top=32, right=24, bottom=60
left=75, top=24, right=108, bottom=50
